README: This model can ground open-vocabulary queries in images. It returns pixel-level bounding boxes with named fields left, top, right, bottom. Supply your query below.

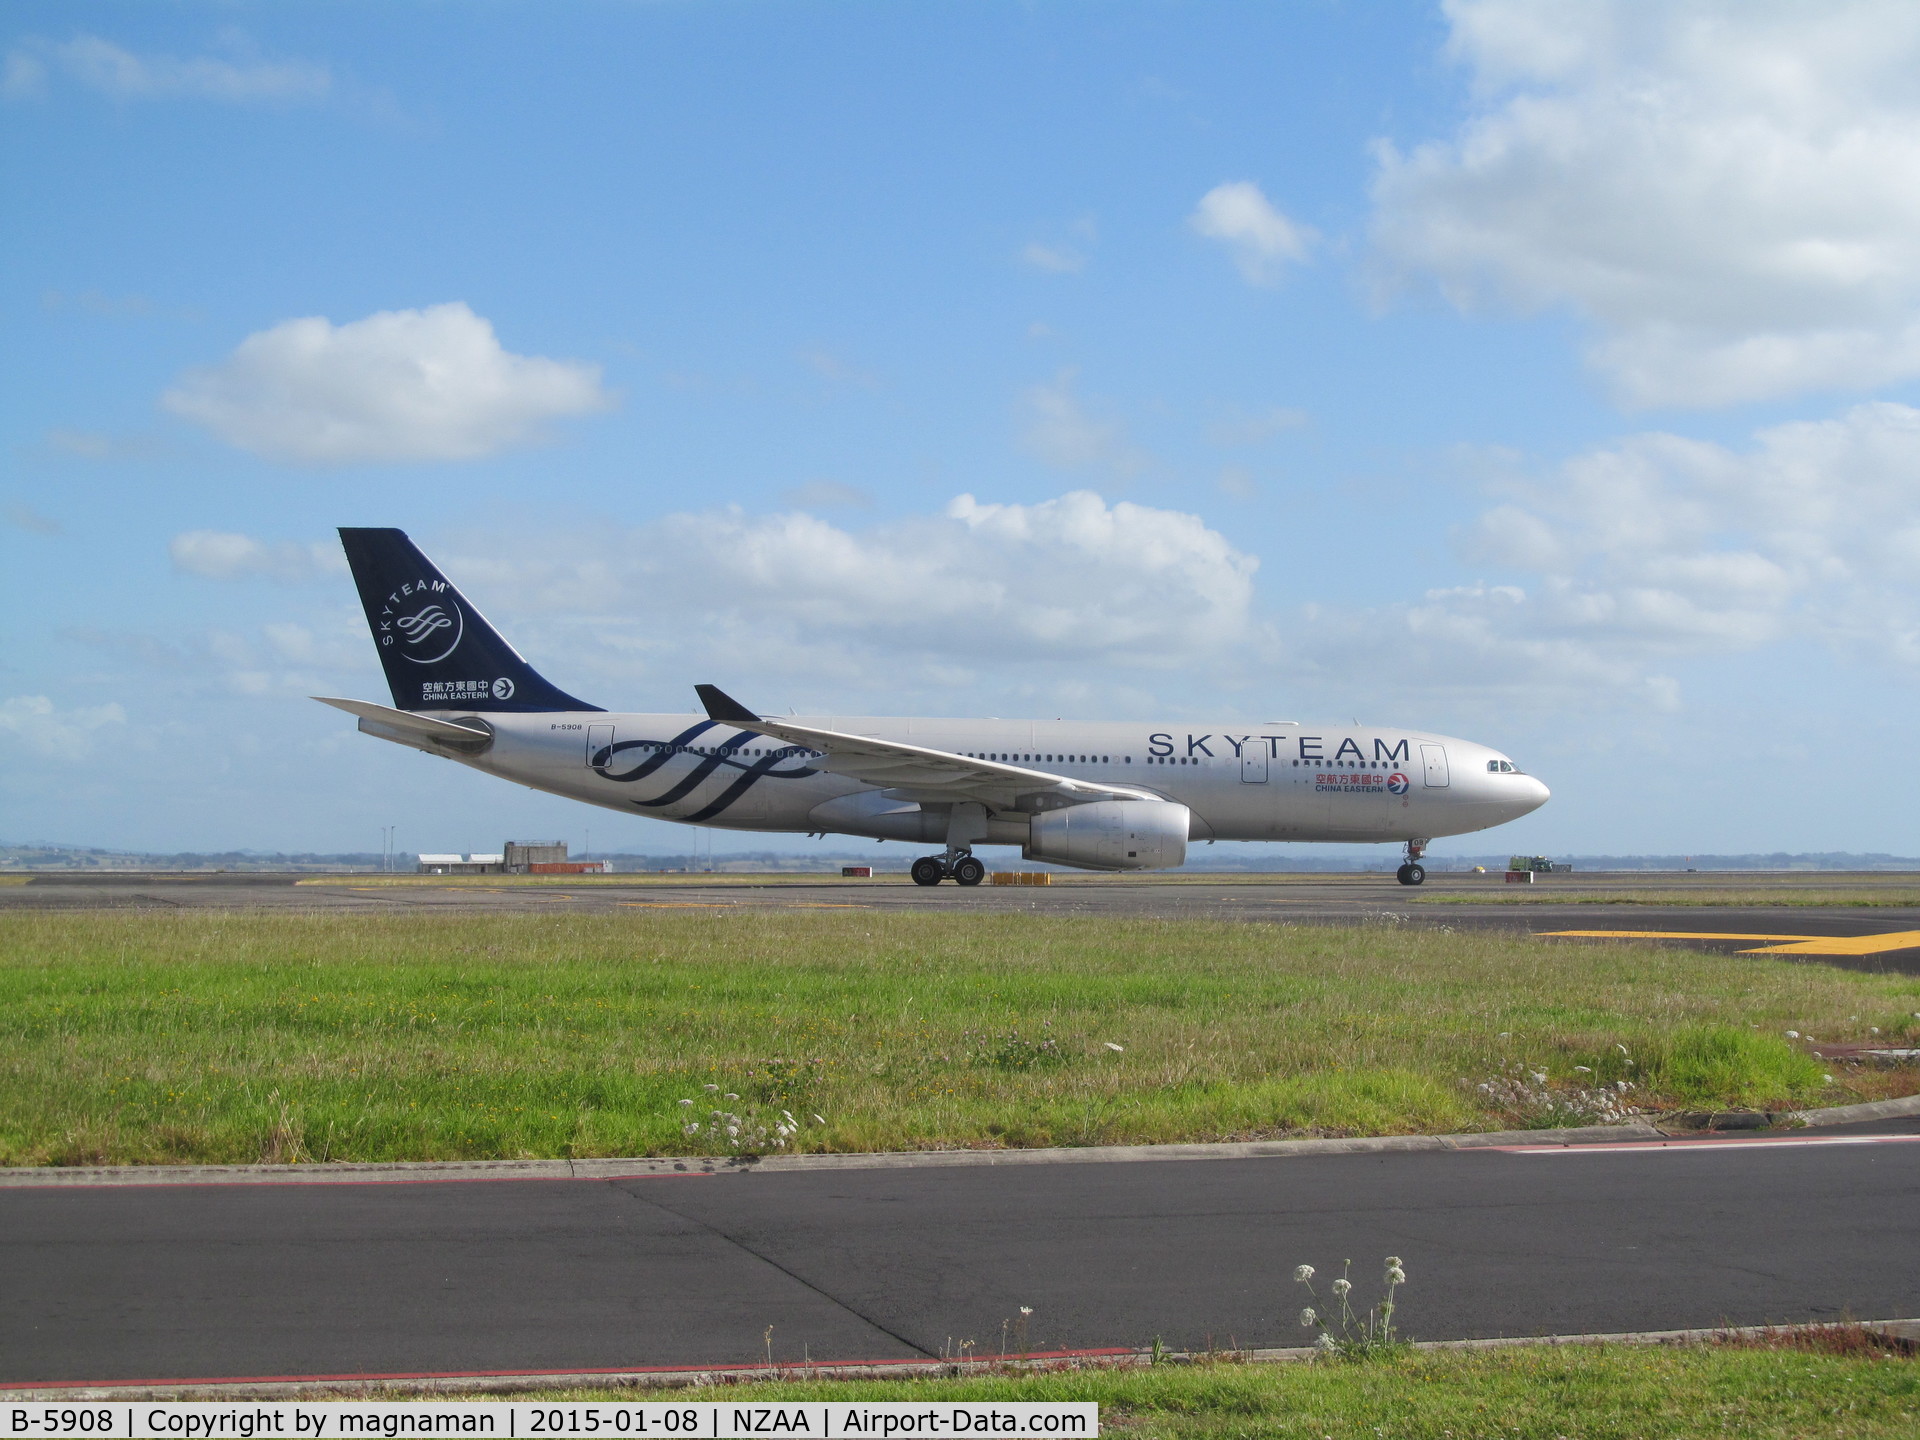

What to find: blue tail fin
left=338, top=528, right=602, bottom=713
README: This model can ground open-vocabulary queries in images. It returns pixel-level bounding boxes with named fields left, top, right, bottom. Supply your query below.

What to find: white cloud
left=1380, top=401, right=1920, bottom=701
left=162, top=303, right=613, bottom=464
left=1018, top=369, right=1149, bottom=476
left=170, top=531, right=346, bottom=583
left=1216, top=466, right=1259, bottom=499
left=2, top=50, right=46, bottom=100
left=5, top=504, right=60, bottom=535
left=800, top=349, right=880, bottom=387
left=1372, top=0, right=1920, bottom=407
left=5, top=32, right=330, bottom=103
left=1021, top=242, right=1086, bottom=275
left=1189, top=182, right=1315, bottom=285
left=1205, top=405, right=1310, bottom=447
left=451, top=491, right=1260, bottom=707
left=0, top=695, right=126, bottom=759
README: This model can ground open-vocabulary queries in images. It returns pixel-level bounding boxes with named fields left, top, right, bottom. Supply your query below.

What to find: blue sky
left=7, top=1, right=1920, bottom=859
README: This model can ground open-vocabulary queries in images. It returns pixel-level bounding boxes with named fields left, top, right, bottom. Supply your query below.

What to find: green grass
left=1416, top=888, right=1920, bottom=906
left=1, top=910, right=1916, bottom=1166
left=528, top=1345, right=1920, bottom=1439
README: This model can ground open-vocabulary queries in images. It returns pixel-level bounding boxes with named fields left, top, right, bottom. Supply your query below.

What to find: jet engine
left=1024, top=799, right=1189, bottom=871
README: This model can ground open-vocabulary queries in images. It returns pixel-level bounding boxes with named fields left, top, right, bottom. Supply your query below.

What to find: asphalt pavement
left=4, top=1133, right=1918, bottom=1387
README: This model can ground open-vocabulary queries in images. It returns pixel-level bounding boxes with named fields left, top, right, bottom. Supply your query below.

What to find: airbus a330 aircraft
left=319, top=528, right=1549, bottom=886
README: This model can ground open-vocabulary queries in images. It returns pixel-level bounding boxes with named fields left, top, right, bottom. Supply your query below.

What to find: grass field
left=2, top=909, right=1917, bottom=1167
left=536, top=1342, right=1920, bottom=1439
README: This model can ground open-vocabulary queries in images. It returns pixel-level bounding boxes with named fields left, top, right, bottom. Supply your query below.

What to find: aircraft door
left=587, top=723, right=615, bottom=768
left=1420, top=743, right=1449, bottom=787
left=1241, top=744, right=1268, bottom=783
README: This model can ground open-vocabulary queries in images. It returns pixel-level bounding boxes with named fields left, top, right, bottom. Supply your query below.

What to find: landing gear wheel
left=1396, top=862, right=1425, bottom=886
left=910, top=857, right=946, bottom=887
left=952, top=856, right=986, bottom=887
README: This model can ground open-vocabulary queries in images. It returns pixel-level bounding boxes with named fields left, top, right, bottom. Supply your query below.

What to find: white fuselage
left=416, top=710, right=1550, bottom=849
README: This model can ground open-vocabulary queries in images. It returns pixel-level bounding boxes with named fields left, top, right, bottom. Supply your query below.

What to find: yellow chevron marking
left=1541, top=928, right=1920, bottom=955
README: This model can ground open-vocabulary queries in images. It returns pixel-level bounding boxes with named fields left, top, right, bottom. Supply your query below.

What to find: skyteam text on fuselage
left=319, top=528, right=1549, bottom=886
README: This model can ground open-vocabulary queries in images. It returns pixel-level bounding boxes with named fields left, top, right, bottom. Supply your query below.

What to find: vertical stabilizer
left=338, top=528, right=601, bottom=713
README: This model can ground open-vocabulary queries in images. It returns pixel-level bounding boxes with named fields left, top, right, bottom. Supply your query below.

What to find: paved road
left=10, top=871, right=1920, bottom=973
left=4, top=1134, right=1917, bottom=1387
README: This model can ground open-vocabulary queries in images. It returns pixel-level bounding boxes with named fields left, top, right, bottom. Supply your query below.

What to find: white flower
left=812, top=1114, right=826, bottom=1125
left=1530, top=1071, right=1548, bottom=1085
left=726, top=1125, right=739, bottom=1137
left=1313, top=1333, right=1336, bottom=1352
left=1871, top=1027, right=1881, bottom=1035
left=682, top=1124, right=698, bottom=1136
left=724, top=1093, right=740, bottom=1101
left=1104, top=1042, right=1125, bottom=1052
left=1386, top=1266, right=1407, bottom=1284
left=1823, top=1074, right=1835, bottom=1083
left=1384, top=1256, right=1401, bottom=1267
left=1497, top=1032, right=1511, bottom=1039
left=1573, top=1065, right=1591, bottom=1073
left=704, top=1083, right=719, bottom=1091
left=1020, top=1307, right=1033, bottom=1317
left=1294, top=1264, right=1315, bottom=1283
left=1615, top=1044, right=1629, bottom=1055
left=1331, top=1278, right=1351, bottom=1297
left=1299, top=1307, right=1317, bottom=1327
left=1785, top=1031, right=1800, bottom=1039
left=678, top=1098, right=693, bottom=1106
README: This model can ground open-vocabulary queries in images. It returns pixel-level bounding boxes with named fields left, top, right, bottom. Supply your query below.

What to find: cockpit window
left=1487, top=759, right=1522, bottom=773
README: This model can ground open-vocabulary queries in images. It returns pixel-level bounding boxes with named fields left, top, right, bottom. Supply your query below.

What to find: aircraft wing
left=695, top=685, right=1158, bottom=805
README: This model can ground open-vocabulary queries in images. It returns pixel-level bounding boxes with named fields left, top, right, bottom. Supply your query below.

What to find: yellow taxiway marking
left=1541, top=928, right=1920, bottom=955
left=617, top=901, right=737, bottom=909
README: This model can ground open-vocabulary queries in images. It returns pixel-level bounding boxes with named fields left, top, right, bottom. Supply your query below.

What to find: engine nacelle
left=1024, top=800, right=1189, bottom=872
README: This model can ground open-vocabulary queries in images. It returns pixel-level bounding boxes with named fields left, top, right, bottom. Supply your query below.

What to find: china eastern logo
left=1387, top=772, right=1411, bottom=795
left=492, top=677, right=515, bottom=700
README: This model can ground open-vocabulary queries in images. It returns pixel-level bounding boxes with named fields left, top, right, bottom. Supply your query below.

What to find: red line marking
left=0, top=1350, right=1135, bottom=1392
left=1490, top=1133, right=1920, bottom=1154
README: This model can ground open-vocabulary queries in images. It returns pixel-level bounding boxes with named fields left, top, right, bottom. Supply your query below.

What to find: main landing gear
left=1395, top=839, right=1429, bottom=887
left=911, top=851, right=985, bottom=887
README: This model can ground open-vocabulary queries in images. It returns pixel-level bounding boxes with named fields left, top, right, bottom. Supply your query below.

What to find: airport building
left=416, top=841, right=607, bottom=876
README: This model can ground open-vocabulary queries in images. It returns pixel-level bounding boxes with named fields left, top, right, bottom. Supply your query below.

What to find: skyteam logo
left=1387, top=772, right=1411, bottom=795
left=396, top=598, right=463, bottom=664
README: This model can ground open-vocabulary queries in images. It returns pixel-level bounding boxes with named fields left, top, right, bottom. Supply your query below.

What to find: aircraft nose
left=1519, top=776, right=1550, bottom=813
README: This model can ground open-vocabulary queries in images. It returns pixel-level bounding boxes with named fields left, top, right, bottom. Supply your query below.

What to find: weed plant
left=1, top=909, right=1915, bottom=1166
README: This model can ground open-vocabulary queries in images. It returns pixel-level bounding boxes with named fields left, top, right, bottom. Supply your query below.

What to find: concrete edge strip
left=9, top=1321, right=1915, bottom=1402
left=0, top=1125, right=1669, bottom=1187
left=2, top=1093, right=1912, bottom=1188
left=1790, top=1091, right=1920, bottom=1125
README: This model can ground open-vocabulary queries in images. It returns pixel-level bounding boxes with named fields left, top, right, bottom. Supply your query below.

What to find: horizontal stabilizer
left=312, top=696, right=493, bottom=753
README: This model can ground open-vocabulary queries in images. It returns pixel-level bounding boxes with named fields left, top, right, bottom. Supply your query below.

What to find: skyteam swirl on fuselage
left=320, top=528, right=1549, bottom=885
left=591, top=720, right=821, bottom=824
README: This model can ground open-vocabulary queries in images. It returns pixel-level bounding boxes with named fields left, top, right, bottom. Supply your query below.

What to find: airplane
left=317, top=528, right=1550, bottom=887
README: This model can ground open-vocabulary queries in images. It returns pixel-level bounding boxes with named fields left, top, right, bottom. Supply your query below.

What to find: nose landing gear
left=911, top=851, right=986, bottom=887
left=1395, top=839, right=1429, bottom=887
